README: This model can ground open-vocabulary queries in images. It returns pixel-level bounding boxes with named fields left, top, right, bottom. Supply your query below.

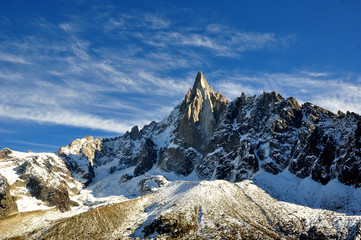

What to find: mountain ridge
left=63, top=71, right=360, bottom=188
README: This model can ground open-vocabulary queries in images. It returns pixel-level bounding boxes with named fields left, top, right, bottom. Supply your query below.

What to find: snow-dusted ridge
left=1, top=72, right=361, bottom=239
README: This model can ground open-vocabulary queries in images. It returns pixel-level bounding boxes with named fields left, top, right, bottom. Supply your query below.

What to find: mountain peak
left=193, top=71, right=213, bottom=94
left=195, top=71, right=204, bottom=82
left=178, top=72, right=228, bottom=147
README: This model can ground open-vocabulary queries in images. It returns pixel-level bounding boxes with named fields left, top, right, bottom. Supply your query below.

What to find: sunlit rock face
left=58, top=136, right=101, bottom=186
left=58, top=136, right=102, bottom=166
left=178, top=71, right=228, bottom=150
left=157, top=72, right=228, bottom=175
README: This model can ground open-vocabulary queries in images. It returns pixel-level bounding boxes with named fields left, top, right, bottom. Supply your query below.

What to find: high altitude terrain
left=1, top=72, right=361, bottom=239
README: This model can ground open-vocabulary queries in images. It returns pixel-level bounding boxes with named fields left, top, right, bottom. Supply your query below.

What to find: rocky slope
left=8, top=180, right=361, bottom=239
left=0, top=149, right=82, bottom=215
left=1, top=72, right=361, bottom=239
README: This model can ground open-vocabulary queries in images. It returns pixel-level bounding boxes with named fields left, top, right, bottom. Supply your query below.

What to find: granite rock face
left=58, top=135, right=102, bottom=165
left=178, top=72, right=228, bottom=150
left=58, top=136, right=101, bottom=186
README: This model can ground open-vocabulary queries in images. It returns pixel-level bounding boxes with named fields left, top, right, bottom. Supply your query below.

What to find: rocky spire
left=178, top=72, right=228, bottom=150
left=192, top=71, right=214, bottom=95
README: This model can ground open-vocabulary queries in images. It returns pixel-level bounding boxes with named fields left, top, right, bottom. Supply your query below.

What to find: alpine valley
left=1, top=72, right=361, bottom=239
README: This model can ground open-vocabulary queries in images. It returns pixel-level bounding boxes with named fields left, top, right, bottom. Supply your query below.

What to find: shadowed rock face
left=0, top=174, right=18, bottom=218
left=58, top=136, right=101, bottom=186
left=134, top=138, right=157, bottom=176
left=26, top=177, right=71, bottom=212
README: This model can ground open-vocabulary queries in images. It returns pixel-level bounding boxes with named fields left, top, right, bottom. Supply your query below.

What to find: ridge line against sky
left=0, top=0, right=360, bottom=152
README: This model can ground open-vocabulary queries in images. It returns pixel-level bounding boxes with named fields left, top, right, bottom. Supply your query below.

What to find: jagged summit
left=178, top=73, right=228, bottom=147
left=192, top=71, right=214, bottom=94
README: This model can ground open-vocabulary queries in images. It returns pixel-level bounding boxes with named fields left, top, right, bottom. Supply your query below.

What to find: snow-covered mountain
left=1, top=72, right=361, bottom=239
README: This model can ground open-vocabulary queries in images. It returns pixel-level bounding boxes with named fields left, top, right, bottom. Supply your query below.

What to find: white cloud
left=206, top=24, right=223, bottom=33
left=233, top=32, right=276, bottom=51
left=0, top=128, right=16, bottom=134
left=59, top=23, right=73, bottom=33
left=136, top=70, right=191, bottom=95
left=315, top=97, right=360, bottom=114
left=71, top=40, right=90, bottom=60
left=0, top=71, right=23, bottom=80
left=136, top=29, right=281, bottom=57
left=0, top=52, right=30, bottom=64
left=0, top=105, right=133, bottom=133
left=103, top=13, right=170, bottom=32
left=7, top=140, right=60, bottom=150
left=0, top=45, right=191, bottom=132
left=300, top=71, right=329, bottom=77
left=179, top=34, right=222, bottom=49
left=144, top=15, right=170, bottom=29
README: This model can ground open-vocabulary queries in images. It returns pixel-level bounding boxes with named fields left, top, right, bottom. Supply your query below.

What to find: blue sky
left=1, top=0, right=361, bottom=152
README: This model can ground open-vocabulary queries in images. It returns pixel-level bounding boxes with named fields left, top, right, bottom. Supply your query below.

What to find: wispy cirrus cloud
left=143, top=15, right=170, bottom=29
left=101, top=12, right=171, bottom=33
left=0, top=104, right=133, bottom=133
left=0, top=52, right=30, bottom=64
left=136, top=28, right=281, bottom=57
left=6, top=140, right=60, bottom=150
left=98, top=10, right=289, bottom=57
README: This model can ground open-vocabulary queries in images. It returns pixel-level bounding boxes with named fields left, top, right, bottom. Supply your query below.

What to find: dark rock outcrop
left=0, top=148, right=12, bottom=160
left=0, top=174, right=18, bottom=218
left=306, top=226, right=329, bottom=240
left=26, top=176, right=71, bottom=212
left=134, top=138, right=157, bottom=176
left=159, top=146, right=200, bottom=176
left=140, top=175, right=168, bottom=195
left=130, top=126, right=142, bottom=141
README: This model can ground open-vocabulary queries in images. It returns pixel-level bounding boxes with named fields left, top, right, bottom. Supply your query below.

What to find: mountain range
left=1, top=72, right=361, bottom=239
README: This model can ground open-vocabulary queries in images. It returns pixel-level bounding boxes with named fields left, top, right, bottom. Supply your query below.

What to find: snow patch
left=254, top=169, right=361, bottom=214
